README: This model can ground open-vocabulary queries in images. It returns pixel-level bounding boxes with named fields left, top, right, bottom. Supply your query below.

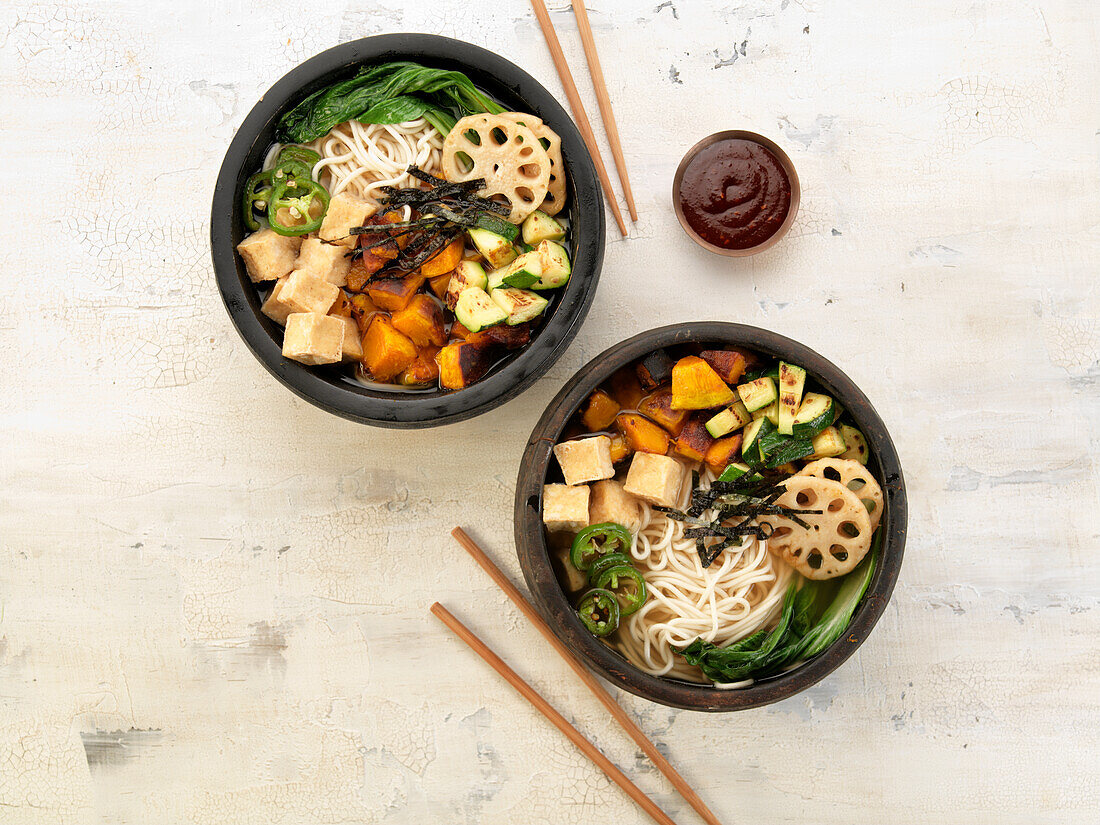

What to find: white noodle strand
left=306, top=118, right=444, bottom=204
left=614, top=467, right=794, bottom=685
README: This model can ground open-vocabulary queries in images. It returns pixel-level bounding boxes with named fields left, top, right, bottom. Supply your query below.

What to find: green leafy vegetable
left=278, top=61, right=505, bottom=143
left=676, top=533, right=880, bottom=683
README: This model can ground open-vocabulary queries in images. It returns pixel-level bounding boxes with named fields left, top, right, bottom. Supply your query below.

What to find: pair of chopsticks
left=432, top=527, right=723, bottom=825
left=530, top=0, right=637, bottom=237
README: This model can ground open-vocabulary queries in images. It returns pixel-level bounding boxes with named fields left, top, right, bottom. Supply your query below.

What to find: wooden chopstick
left=529, top=0, right=629, bottom=237
left=570, top=0, right=638, bottom=221
left=451, top=528, right=724, bottom=825
left=431, top=602, right=678, bottom=825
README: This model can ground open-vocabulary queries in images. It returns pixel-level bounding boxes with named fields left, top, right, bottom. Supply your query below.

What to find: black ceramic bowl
left=515, top=322, right=907, bottom=712
left=211, top=35, right=605, bottom=428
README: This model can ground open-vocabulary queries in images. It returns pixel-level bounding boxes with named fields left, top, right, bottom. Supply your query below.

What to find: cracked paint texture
left=1, top=0, right=1098, bottom=823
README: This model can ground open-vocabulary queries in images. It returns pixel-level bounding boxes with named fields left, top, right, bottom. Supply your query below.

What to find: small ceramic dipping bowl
left=672, top=130, right=800, bottom=257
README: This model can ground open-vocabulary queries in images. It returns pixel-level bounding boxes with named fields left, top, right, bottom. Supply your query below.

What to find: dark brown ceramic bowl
left=211, top=34, right=604, bottom=429
left=672, top=130, right=800, bottom=257
left=514, top=322, right=906, bottom=712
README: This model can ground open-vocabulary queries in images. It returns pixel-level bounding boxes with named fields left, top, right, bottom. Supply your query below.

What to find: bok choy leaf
left=676, top=532, right=881, bottom=683
left=278, top=61, right=504, bottom=143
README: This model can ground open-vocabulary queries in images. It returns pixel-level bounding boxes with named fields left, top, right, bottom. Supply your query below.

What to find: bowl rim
left=514, top=322, right=907, bottom=712
left=210, top=33, right=605, bottom=429
left=672, top=130, right=801, bottom=257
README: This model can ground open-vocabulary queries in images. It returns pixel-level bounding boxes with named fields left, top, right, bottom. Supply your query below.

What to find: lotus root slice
left=760, top=476, right=872, bottom=580
left=799, top=457, right=884, bottom=531
left=496, top=113, right=566, bottom=216
left=441, top=114, right=551, bottom=223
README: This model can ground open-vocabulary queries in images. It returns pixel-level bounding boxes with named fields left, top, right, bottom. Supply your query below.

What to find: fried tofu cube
left=319, top=192, right=377, bottom=248
left=294, top=236, right=351, bottom=286
left=543, top=484, right=591, bottom=533
left=260, top=277, right=293, bottom=326
left=236, top=229, right=302, bottom=283
left=336, top=315, right=363, bottom=362
left=280, top=269, right=340, bottom=315
left=553, top=436, right=615, bottom=487
left=282, top=312, right=344, bottom=365
left=623, top=452, right=685, bottom=508
left=588, top=480, right=642, bottom=531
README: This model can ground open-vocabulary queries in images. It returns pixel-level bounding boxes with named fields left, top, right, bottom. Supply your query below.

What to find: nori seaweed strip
left=655, top=472, right=823, bottom=568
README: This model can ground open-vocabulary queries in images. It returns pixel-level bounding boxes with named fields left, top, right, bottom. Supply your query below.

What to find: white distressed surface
left=1, top=1, right=1098, bottom=823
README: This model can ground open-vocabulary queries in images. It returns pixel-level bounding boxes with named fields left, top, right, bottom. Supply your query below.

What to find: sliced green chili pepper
left=586, top=552, right=631, bottom=584
left=577, top=588, right=620, bottom=637
left=241, top=169, right=275, bottom=231
left=275, top=145, right=322, bottom=180
left=268, top=176, right=330, bottom=236
left=594, top=564, right=647, bottom=616
left=570, top=522, right=632, bottom=572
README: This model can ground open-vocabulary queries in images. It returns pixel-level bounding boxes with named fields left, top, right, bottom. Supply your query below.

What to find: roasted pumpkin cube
left=391, top=294, right=446, bottom=347
left=671, top=356, right=736, bottom=410
left=449, top=321, right=472, bottom=341
left=580, top=389, right=621, bottom=432
left=700, top=349, right=748, bottom=384
left=704, top=433, right=744, bottom=472
left=328, top=290, right=353, bottom=318
left=361, top=317, right=417, bottom=382
left=400, top=346, right=441, bottom=386
left=345, top=250, right=386, bottom=291
left=673, top=415, right=716, bottom=462
left=367, top=272, right=426, bottom=312
left=359, top=211, right=410, bottom=258
left=608, top=368, right=646, bottom=411
left=437, top=339, right=499, bottom=389
left=636, top=349, right=675, bottom=391
left=348, top=292, right=383, bottom=336
left=472, top=321, right=533, bottom=349
left=420, top=236, right=466, bottom=277
left=615, top=413, right=670, bottom=455
left=428, top=271, right=452, bottom=300
left=608, top=432, right=632, bottom=463
left=637, top=389, right=689, bottom=437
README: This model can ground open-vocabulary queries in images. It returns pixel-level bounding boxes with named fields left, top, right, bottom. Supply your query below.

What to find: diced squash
left=700, top=350, right=748, bottom=384
left=608, top=432, right=631, bottom=463
left=636, top=349, right=675, bottom=391
left=391, top=294, right=446, bottom=347
left=637, top=389, right=689, bottom=437
left=359, top=211, right=411, bottom=256
left=449, top=321, right=472, bottom=340
left=400, top=346, right=441, bottom=386
left=704, top=434, right=743, bottom=472
left=581, top=390, right=620, bottom=432
left=328, top=291, right=353, bottom=318
left=673, top=415, right=716, bottom=462
left=615, top=413, right=671, bottom=455
left=753, top=400, right=780, bottom=426
left=671, top=356, right=736, bottom=410
left=737, top=376, right=778, bottom=412
left=420, top=236, right=466, bottom=277
left=729, top=346, right=763, bottom=372
left=608, top=368, right=646, bottom=411
left=472, top=321, right=533, bottom=349
left=705, top=399, right=753, bottom=438
left=346, top=250, right=386, bottom=291
left=428, top=271, right=452, bottom=300
left=361, top=317, right=417, bottom=382
left=367, top=272, right=426, bottom=311
left=348, top=292, right=383, bottom=336
left=838, top=424, right=870, bottom=465
left=437, top=339, right=499, bottom=389
left=809, top=425, right=847, bottom=459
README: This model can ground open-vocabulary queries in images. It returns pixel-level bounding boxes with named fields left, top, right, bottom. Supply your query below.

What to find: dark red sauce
left=679, top=138, right=792, bottom=250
